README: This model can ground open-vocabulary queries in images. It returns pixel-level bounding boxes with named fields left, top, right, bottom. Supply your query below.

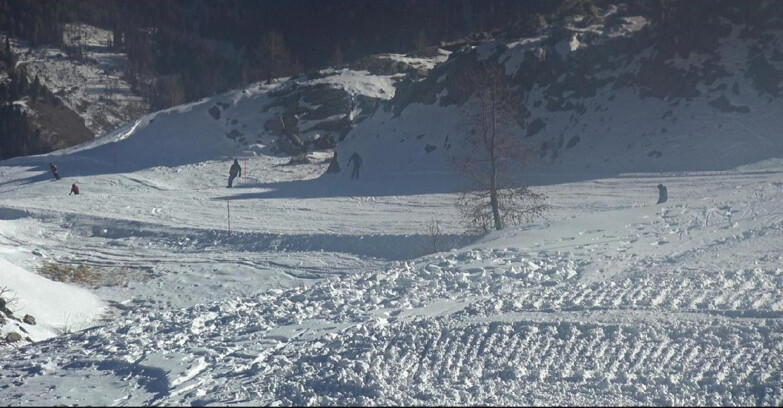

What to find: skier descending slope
left=50, top=163, right=61, bottom=180
left=228, top=159, right=242, bottom=188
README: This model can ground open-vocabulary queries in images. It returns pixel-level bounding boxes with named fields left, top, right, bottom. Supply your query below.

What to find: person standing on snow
left=656, top=183, right=668, bottom=204
left=228, top=159, right=242, bottom=188
left=50, top=163, right=61, bottom=180
left=69, top=183, right=80, bottom=195
left=347, top=151, right=362, bottom=179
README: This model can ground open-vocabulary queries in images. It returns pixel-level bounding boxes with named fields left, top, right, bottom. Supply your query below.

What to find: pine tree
left=30, top=74, right=40, bottom=102
left=18, top=69, right=29, bottom=95
left=331, top=46, right=344, bottom=67
left=4, top=36, right=11, bottom=64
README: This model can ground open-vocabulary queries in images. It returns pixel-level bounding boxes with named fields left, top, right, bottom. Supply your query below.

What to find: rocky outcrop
left=262, top=81, right=382, bottom=153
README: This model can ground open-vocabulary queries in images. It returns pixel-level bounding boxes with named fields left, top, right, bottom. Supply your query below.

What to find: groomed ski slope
left=1, top=136, right=782, bottom=405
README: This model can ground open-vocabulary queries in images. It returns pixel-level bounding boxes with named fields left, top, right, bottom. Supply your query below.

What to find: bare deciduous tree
left=455, top=62, right=547, bottom=234
left=425, top=218, right=442, bottom=253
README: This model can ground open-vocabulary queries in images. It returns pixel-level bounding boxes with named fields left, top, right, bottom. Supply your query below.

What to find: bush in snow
left=37, top=261, right=138, bottom=287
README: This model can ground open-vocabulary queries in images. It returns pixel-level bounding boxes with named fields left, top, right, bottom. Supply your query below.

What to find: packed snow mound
left=0, top=250, right=104, bottom=344
left=335, top=4, right=783, bottom=182
left=4, top=206, right=782, bottom=405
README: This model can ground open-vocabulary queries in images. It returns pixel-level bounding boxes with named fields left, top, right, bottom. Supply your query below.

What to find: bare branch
left=453, top=62, right=548, bottom=234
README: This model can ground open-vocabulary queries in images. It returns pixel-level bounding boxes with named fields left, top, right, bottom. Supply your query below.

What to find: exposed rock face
left=262, top=81, right=381, bottom=150
left=208, top=105, right=221, bottom=120
left=23, top=314, right=36, bottom=325
left=5, top=332, right=22, bottom=343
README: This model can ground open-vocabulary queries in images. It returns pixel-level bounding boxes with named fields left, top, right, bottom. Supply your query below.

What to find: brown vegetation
left=37, top=261, right=144, bottom=288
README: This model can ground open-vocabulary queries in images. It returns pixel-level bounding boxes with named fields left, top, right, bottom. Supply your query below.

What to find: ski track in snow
left=1, top=13, right=783, bottom=403
left=1, top=158, right=782, bottom=405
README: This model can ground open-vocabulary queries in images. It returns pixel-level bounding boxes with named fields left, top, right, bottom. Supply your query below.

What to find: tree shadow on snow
left=216, top=173, right=470, bottom=200
left=0, top=162, right=64, bottom=188
left=62, top=358, right=169, bottom=403
left=214, top=169, right=639, bottom=201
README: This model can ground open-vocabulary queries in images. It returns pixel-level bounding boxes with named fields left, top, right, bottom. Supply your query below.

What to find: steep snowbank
left=0, top=245, right=104, bottom=343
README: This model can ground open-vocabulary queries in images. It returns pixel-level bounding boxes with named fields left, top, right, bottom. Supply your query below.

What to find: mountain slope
left=0, top=3, right=782, bottom=406
left=335, top=3, right=783, bottom=182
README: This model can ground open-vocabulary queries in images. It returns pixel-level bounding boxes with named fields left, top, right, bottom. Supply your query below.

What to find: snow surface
left=0, top=14, right=782, bottom=406
left=0, top=247, right=104, bottom=341
left=374, top=51, right=451, bottom=73
left=335, top=11, right=783, bottom=182
left=307, top=68, right=398, bottom=101
left=1, top=83, right=782, bottom=405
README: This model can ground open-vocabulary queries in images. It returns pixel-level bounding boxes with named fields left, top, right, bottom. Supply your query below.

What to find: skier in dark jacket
left=347, top=151, right=362, bottom=179
left=656, top=183, right=668, bottom=204
left=228, top=159, right=242, bottom=188
left=69, top=183, right=79, bottom=195
left=50, top=163, right=61, bottom=180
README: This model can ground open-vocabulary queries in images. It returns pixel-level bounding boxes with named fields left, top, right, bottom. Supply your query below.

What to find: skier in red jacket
left=69, top=183, right=80, bottom=195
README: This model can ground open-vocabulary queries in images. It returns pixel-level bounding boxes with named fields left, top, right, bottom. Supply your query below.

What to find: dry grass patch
left=37, top=261, right=145, bottom=287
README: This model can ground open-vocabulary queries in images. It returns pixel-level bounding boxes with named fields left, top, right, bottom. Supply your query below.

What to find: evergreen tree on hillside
left=3, top=36, right=11, bottom=65
left=30, top=74, right=40, bottom=102
left=17, top=69, right=28, bottom=96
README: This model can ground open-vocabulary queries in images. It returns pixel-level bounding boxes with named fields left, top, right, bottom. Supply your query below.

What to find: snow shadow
left=85, top=223, right=477, bottom=261
left=221, top=174, right=469, bottom=199
left=0, top=206, right=33, bottom=220
left=42, top=212, right=479, bottom=260
left=62, top=359, right=169, bottom=402
left=0, top=163, right=64, bottom=188
left=223, top=169, right=664, bottom=200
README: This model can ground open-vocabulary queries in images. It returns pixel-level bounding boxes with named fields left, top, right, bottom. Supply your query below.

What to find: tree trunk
left=489, top=87, right=501, bottom=230
left=490, top=155, right=501, bottom=230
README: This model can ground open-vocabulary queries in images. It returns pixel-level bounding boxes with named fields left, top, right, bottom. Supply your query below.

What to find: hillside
left=20, top=2, right=782, bottom=185
left=0, top=3, right=782, bottom=406
left=8, top=23, right=149, bottom=139
left=336, top=3, right=783, bottom=182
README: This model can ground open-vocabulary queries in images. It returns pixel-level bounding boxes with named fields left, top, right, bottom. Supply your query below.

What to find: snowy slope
left=335, top=5, right=783, bottom=182
left=1, top=152, right=782, bottom=405
left=0, top=251, right=104, bottom=343
left=0, top=5, right=782, bottom=406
